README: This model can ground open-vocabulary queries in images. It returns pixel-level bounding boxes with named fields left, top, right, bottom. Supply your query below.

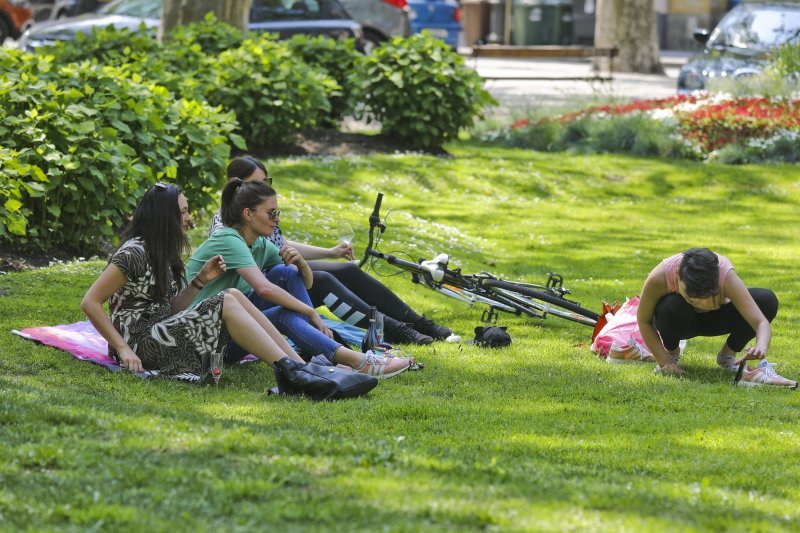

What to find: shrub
left=34, top=21, right=332, bottom=148
left=286, top=34, right=361, bottom=125
left=360, top=32, right=496, bottom=148
left=204, top=36, right=335, bottom=148
left=41, top=24, right=159, bottom=67
left=769, top=41, right=800, bottom=80
left=0, top=48, right=237, bottom=252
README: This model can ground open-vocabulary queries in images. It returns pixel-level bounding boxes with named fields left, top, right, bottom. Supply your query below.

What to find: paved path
left=464, top=51, right=690, bottom=116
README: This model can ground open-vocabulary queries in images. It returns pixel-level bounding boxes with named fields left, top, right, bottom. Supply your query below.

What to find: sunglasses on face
left=252, top=208, right=281, bottom=220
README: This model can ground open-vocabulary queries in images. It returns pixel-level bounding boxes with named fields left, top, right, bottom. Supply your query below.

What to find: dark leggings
left=305, top=261, right=419, bottom=329
left=653, top=288, right=778, bottom=352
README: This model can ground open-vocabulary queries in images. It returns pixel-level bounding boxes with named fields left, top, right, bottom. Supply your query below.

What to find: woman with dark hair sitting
left=80, top=183, right=343, bottom=394
left=637, top=247, right=796, bottom=387
left=208, top=155, right=453, bottom=345
left=189, top=178, right=412, bottom=379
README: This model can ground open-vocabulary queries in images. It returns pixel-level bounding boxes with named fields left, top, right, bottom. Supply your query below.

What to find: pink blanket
left=12, top=320, right=255, bottom=380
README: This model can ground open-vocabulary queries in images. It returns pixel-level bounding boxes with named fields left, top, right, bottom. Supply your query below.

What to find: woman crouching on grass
left=187, top=178, right=412, bottom=379
left=637, top=247, right=796, bottom=388
left=81, top=182, right=349, bottom=394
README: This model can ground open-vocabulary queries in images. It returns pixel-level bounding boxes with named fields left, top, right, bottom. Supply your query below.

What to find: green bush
left=286, top=34, right=362, bottom=126
left=40, top=24, right=159, bottom=67
left=203, top=36, right=335, bottom=148
left=360, top=32, right=496, bottom=148
left=769, top=41, right=800, bottom=79
left=0, top=48, right=237, bottom=252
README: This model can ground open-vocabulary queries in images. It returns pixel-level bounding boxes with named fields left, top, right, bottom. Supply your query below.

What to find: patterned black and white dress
left=108, top=238, right=229, bottom=376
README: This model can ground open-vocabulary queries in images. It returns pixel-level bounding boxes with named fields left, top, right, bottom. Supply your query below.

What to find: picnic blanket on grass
left=12, top=316, right=365, bottom=383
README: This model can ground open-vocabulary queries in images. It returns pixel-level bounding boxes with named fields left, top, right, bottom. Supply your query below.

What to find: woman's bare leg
left=222, top=292, right=304, bottom=364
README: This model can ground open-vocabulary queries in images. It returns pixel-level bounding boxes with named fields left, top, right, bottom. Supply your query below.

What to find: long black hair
left=679, top=247, right=719, bottom=297
left=227, top=155, right=269, bottom=182
left=119, top=183, right=188, bottom=300
left=221, top=178, right=276, bottom=228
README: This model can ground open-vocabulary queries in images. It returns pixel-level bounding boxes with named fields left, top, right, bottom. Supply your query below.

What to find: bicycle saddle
left=419, top=253, right=449, bottom=282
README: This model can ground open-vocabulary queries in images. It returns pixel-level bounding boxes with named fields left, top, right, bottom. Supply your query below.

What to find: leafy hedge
left=359, top=32, right=496, bottom=147
left=0, top=49, right=237, bottom=251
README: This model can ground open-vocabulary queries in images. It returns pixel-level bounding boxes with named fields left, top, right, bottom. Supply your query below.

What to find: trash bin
left=571, top=0, right=594, bottom=45
left=462, top=0, right=491, bottom=46
left=512, top=0, right=572, bottom=45
left=486, top=0, right=506, bottom=43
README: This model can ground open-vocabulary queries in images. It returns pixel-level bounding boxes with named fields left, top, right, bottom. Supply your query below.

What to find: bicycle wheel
left=481, top=278, right=599, bottom=326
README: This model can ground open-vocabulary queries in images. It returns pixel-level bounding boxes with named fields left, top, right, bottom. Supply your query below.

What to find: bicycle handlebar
left=359, top=193, right=386, bottom=268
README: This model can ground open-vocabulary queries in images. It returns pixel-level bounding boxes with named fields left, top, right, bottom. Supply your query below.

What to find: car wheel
left=0, top=18, right=10, bottom=45
left=362, top=29, right=384, bottom=55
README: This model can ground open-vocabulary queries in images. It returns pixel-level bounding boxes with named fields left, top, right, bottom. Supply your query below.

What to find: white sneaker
left=737, top=360, right=797, bottom=389
left=356, top=350, right=410, bottom=379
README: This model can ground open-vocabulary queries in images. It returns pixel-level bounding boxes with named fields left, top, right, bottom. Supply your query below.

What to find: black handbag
left=473, top=326, right=512, bottom=348
left=272, top=355, right=378, bottom=401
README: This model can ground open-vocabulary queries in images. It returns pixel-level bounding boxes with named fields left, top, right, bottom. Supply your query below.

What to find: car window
left=250, top=0, right=349, bottom=21
left=709, top=6, right=800, bottom=50
left=99, top=0, right=160, bottom=18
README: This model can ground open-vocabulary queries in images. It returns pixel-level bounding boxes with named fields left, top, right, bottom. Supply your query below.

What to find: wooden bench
left=470, top=45, right=619, bottom=81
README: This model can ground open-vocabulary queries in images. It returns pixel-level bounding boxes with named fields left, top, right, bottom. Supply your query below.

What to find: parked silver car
left=338, top=0, right=410, bottom=50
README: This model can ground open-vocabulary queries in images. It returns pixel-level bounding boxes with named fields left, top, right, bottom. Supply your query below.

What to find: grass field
left=1, top=143, right=799, bottom=531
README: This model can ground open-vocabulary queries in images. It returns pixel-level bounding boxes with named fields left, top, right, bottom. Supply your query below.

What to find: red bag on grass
left=591, top=300, right=621, bottom=342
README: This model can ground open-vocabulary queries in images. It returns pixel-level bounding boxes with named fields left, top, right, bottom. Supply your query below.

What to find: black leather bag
left=473, top=326, right=512, bottom=348
left=273, top=355, right=378, bottom=401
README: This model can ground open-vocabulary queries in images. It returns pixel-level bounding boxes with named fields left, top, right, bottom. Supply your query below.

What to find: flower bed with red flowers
left=675, top=97, right=800, bottom=152
left=497, top=94, right=800, bottom=162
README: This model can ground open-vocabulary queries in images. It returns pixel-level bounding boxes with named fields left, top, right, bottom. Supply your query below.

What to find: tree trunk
left=594, top=0, right=664, bottom=74
left=160, top=0, right=253, bottom=40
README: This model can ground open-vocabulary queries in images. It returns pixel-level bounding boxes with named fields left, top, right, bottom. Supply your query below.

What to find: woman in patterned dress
left=80, top=183, right=318, bottom=384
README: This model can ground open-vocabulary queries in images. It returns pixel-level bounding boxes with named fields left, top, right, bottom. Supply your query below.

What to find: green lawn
left=1, top=144, right=799, bottom=531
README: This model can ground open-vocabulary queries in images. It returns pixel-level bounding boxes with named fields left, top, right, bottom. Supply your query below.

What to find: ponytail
left=220, top=178, right=276, bottom=227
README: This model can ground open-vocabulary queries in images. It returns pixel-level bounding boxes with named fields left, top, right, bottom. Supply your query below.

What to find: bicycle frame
left=358, top=193, right=598, bottom=327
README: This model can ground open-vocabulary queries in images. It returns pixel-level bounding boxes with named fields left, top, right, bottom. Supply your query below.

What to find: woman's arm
left=724, top=271, right=772, bottom=362
left=285, top=239, right=354, bottom=261
left=170, top=255, right=228, bottom=313
left=80, top=264, right=144, bottom=372
left=279, top=245, right=314, bottom=289
left=636, top=265, right=680, bottom=372
left=236, top=265, right=333, bottom=337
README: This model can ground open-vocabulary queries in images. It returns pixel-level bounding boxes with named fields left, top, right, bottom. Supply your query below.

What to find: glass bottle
left=361, top=306, right=379, bottom=353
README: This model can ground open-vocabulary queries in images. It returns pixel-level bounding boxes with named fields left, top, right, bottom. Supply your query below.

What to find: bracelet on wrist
left=190, top=277, right=205, bottom=290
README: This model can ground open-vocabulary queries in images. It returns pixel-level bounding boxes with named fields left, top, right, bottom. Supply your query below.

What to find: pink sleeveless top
left=661, top=252, right=734, bottom=310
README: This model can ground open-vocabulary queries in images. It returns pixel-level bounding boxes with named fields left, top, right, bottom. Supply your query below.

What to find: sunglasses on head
left=153, top=182, right=181, bottom=193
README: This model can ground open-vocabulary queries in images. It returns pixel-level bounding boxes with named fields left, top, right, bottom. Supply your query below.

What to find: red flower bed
left=674, top=97, right=800, bottom=152
left=509, top=95, right=800, bottom=155
left=552, top=94, right=701, bottom=124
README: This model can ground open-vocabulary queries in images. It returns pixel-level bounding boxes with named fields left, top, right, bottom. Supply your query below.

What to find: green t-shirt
left=187, top=228, right=281, bottom=306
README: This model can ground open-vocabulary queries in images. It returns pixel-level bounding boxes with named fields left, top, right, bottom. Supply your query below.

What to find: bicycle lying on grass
left=358, top=193, right=599, bottom=328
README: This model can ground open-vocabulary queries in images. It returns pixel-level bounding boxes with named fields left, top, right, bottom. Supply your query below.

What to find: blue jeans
left=226, top=265, right=342, bottom=364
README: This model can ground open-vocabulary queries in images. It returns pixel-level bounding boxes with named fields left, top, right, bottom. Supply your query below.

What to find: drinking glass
left=337, top=218, right=356, bottom=262
left=337, top=218, right=355, bottom=245
left=374, top=312, right=385, bottom=345
left=210, top=351, right=223, bottom=387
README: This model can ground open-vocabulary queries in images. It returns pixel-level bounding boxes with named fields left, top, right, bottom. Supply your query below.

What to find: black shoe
left=414, top=315, right=452, bottom=340
left=385, top=322, right=434, bottom=345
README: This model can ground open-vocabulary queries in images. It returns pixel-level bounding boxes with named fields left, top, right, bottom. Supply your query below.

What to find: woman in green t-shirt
left=189, top=179, right=412, bottom=380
